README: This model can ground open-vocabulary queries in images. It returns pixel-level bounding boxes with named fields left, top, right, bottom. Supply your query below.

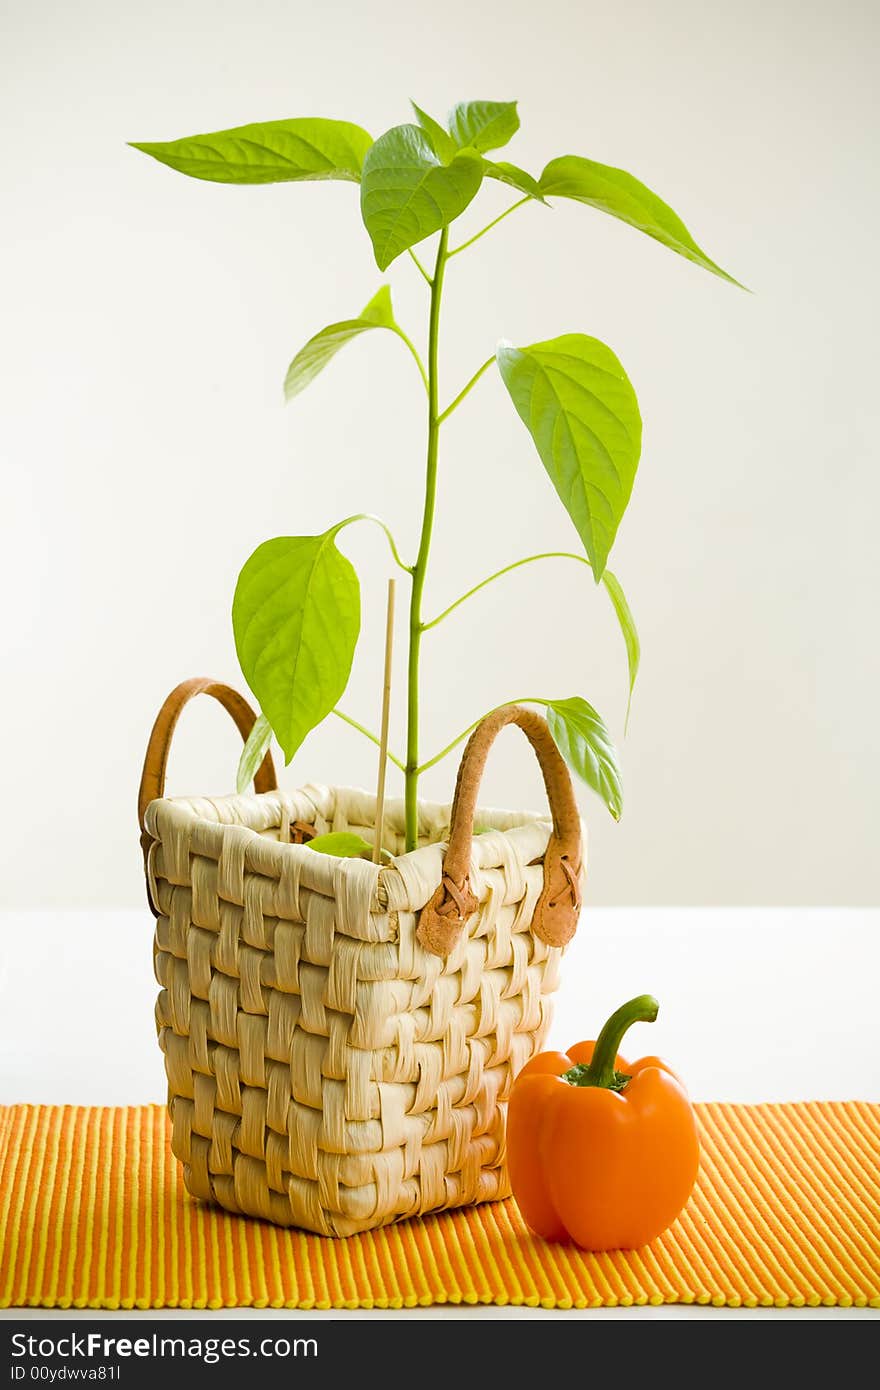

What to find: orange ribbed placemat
left=1, top=1103, right=878, bottom=1309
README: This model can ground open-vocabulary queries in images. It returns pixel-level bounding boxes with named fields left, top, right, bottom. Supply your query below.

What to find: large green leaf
left=447, top=100, right=519, bottom=153
left=484, top=160, right=545, bottom=201
left=546, top=697, right=622, bottom=820
left=232, top=528, right=360, bottom=763
left=360, top=125, right=483, bottom=269
left=236, top=714, right=272, bottom=794
left=497, top=335, right=642, bottom=580
left=410, top=101, right=457, bottom=163
left=539, top=155, right=741, bottom=285
left=129, top=117, right=372, bottom=185
left=284, top=285, right=397, bottom=401
left=602, top=570, right=640, bottom=730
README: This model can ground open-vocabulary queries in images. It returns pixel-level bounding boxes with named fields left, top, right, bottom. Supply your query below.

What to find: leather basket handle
left=417, top=705, right=583, bottom=958
left=138, top=678, right=277, bottom=909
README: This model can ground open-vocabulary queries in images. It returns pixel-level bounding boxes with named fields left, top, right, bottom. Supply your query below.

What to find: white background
left=3, top=3, right=879, bottom=1325
left=4, top=908, right=878, bottom=1108
left=2, top=0, right=878, bottom=913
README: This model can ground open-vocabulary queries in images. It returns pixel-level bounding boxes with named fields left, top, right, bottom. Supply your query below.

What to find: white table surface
left=2, top=907, right=878, bottom=1322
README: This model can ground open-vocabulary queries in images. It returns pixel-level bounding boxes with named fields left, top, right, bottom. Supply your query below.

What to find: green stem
left=437, top=355, right=495, bottom=425
left=407, top=247, right=432, bottom=286
left=447, top=197, right=531, bottom=257
left=391, top=326, right=429, bottom=394
left=339, top=513, right=413, bottom=574
left=405, top=228, right=449, bottom=850
left=416, top=697, right=551, bottom=775
left=332, top=708, right=406, bottom=772
left=563, top=995, right=659, bottom=1091
left=423, top=551, right=588, bottom=630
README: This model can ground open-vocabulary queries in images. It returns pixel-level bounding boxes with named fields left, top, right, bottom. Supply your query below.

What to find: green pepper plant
left=132, top=99, right=740, bottom=852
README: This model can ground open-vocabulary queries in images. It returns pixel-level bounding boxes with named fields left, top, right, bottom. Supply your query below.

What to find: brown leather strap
left=138, top=678, right=277, bottom=911
left=417, top=705, right=583, bottom=958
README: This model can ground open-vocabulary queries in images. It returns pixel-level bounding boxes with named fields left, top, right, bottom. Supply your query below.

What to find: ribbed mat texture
left=1, top=1103, right=878, bottom=1309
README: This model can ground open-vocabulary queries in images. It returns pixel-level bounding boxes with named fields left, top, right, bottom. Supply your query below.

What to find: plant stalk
left=405, top=229, right=449, bottom=850
left=447, top=196, right=532, bottom=257
left=437, top=354, right=495, bottom=425
left=332, top=708, right=405, bottom=771
left=416, top=696, right=551, bottom=774
left=423, top=551, right=589, bottom=630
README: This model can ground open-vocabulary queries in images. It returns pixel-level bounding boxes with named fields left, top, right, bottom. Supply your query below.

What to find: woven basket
left=139, top=678, right=586, bottom=1236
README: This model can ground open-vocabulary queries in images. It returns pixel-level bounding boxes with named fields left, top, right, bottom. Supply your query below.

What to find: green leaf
left=284, top=285, right=397, bottom=402
left=447, top=100, right=519, bottom=154
left=410, top=101, right=457, bottom=163
left=602, top=570, right=640, bottom=731
left=497, top=335, right=642, bottom=580
left=484, top=160, right=545, bottom=201
left=232, top=527, right=360, bottom=763
left=539, top=155, right=742, bottom=286
left=305, top=831, right=392, bottom=861
left=129, top=117, right=372, bottom=185
left=360, top=125, right=483, bottom=270
left=305, top=831, right=374, bottom=858
left=546, top=697, right=622, bottom=821
left=235, top=714, right=272, bottom=794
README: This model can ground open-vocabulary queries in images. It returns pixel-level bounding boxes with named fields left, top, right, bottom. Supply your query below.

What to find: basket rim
left=143, top=782, right=585, bottom=896
left=143, top=782, right=586, bottom=922
left=144, top=781, right=561, bottom=854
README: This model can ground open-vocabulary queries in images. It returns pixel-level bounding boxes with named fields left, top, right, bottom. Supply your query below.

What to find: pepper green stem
left=564, top=994, right=659, bottom=1091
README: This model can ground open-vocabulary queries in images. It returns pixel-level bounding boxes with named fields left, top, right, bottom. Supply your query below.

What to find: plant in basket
left=133, top=100, right=739, bottom=1236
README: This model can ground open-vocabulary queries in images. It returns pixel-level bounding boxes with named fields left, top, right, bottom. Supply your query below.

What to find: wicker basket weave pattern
left=140, top=681, right=585, bottom=1236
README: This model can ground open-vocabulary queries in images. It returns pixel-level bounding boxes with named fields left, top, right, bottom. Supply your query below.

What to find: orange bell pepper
left=507, top=994, right=699, bottom=1250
